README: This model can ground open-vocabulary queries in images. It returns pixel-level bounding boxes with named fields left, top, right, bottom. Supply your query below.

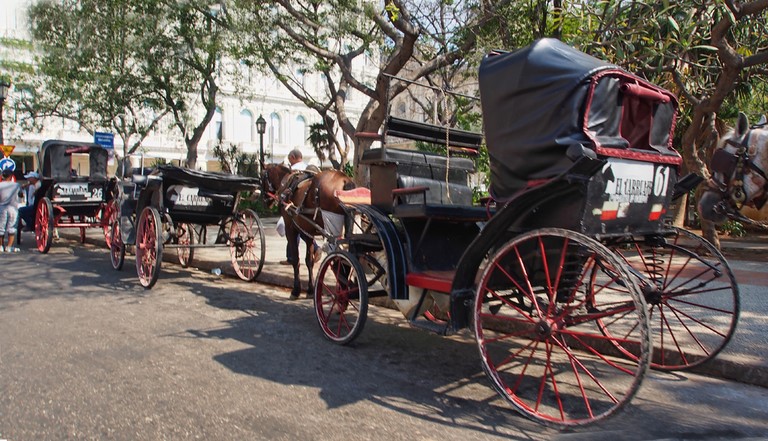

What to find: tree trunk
left=186, top=143, right=198, bottom=170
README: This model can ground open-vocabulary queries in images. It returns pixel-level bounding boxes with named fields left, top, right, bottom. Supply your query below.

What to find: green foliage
left=25, top=0, right=168, bottom=156
left=342, top=162, right=354, bottom=178
left=238, top=194, right=279, bottom=217
left=562, top=1, right=768, bottom=145
left=25, top=0, right=229, bottom=168
left=307, top=122, right=340, bottom=168
left=229, top=0, right=518, bottom=179
left=150, top=157, right=168, bottom=167
left=0, top=37, right=33, bottom=50
left=718, top=220, right=747, bottom=238
left=0, top=60, right=35, bottom=75
left=212, top=143, right=259, bottom=177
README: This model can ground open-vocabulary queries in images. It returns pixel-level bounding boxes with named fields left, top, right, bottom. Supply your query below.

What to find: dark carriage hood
left=479, top=38, right=679, bottom=200
left=39, top=140, right=110, bottom=182
left=153, top=165, right=260, bottom=193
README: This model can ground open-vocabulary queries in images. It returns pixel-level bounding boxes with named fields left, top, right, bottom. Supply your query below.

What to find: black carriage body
left=479, top=38, right=681, bottom=237
left=37, top=140, right=113, bottom=217
left=139, top=166, right=259, bottom=225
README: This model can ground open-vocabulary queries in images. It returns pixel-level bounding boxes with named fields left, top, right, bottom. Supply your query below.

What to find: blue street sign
left=94, top=131, right=115, bottom=149
left=0, top=157, right=16, bottom=172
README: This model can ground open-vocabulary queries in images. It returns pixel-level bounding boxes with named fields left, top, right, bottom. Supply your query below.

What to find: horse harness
left=711, top=122, right=768, bottom=211
left=279, top=169, right=319, bottom=214
left=261, top=167, right=319, bottom=212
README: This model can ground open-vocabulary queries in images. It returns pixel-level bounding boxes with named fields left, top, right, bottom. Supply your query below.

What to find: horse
left=699, top=112, right=768, bottom=227
left=261, top=163, right=356, bottom=300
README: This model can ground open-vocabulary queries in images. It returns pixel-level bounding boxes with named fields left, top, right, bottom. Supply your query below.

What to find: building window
left=236, top=109, right=254, bottom=142
left=294, top=115, right=307, bottom=147
left=270, top=113, right=281, bottom=144
left=210, top=108, right=223, bottom=141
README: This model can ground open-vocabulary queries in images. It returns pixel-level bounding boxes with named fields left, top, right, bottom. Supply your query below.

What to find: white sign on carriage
left=167, top=185, right=213, bottom=207
left=598, top=158, right=671, bottom=219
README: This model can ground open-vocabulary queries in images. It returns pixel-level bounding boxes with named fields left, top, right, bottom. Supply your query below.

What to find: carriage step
left=409, top=318, right=449, bottom=336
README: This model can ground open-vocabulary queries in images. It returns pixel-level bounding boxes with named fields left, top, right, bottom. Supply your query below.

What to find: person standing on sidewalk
left=0, top=169, right=22, bottom=252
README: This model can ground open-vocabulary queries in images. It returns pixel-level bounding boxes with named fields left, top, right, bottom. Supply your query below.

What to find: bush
left=718, top=220, right=747, bottom=237
left=238, top=193, right=279, bottom=217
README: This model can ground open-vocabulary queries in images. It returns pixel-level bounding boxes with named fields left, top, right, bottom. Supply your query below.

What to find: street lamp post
left=0, top=81, right=10, bottom=145
left=255, top=114, right=266, bottom=172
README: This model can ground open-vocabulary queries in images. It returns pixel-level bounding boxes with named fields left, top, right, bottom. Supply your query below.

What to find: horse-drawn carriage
left=109, top=165, right=266, bottom=289
left=304, top=39, right=738, bottom=427
left=32, top=140, right=117, bottom=253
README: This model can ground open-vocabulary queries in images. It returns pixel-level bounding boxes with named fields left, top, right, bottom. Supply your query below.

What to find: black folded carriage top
left=385, top=116, right=483, bottom=151
left=152, top=165, right=260, bottom=193
left=479, top=38, right=682, bottom=201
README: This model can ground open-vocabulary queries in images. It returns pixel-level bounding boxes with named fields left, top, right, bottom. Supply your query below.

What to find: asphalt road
left=1, top=239, right=767, bottom=440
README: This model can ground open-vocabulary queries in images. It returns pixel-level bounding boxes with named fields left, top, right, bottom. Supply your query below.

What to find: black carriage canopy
left=479, top=38, right=681, bottom=201
left=39, top=140, right=110, bottom=182
left=153, top=165, right=260, bottom=193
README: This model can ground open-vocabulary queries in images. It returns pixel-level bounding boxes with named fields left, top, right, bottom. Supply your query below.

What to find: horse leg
left=304, top=236, right=315, bottom=299
left=286, top=227, right=302, bottom=300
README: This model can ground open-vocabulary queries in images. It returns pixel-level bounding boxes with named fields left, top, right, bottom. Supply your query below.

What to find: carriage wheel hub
left=642, top=285, right=663, bottom=305
left=535, top=320, right=557, bottom=338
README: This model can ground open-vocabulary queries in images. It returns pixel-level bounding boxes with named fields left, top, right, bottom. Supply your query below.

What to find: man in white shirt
left=288, top=149, right=308, bottom=171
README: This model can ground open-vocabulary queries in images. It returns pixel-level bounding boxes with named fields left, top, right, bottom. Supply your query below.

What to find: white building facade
left=0, top=0, right=370, bottom=174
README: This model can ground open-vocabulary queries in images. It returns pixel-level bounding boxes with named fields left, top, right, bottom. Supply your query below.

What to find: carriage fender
left=348, top=204, right=409, bottom=300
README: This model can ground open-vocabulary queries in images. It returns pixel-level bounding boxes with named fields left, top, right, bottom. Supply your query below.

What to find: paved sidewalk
left=33, top=217, right=768, bottom=389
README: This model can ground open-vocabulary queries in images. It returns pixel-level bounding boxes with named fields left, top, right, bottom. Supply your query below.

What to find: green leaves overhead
left=26, top=0, right=229, bottom=168
left=385, top=1, right=400, bottom=22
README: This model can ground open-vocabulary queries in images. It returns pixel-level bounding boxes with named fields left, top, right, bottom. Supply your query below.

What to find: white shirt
left=290, top=161, right=308, bottom=171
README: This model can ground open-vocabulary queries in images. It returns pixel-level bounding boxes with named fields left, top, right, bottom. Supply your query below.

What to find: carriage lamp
left=256, top=114, right=266, bottom=170
left=0, top=80, right=10, bottom=146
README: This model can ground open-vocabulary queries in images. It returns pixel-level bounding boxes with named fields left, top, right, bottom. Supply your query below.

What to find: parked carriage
left=311, top=39, right=739, bottom=427
left=109, top=165, right=266, bottom=289
left=32, top=140, right=117, bottom=253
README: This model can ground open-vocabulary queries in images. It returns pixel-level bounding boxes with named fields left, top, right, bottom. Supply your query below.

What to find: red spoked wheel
left=609, top=226, right=739, bottom=370
left=103, top=200, right=118, bottom=249
left=135, top=207, right=163, bottom=289
left=229, top=209, right=265, bottom=281
left=35, top=197, right=54, bottom=254
left=176, top=223, right=195, bottom=268
left=109, top=216, right=126, bottom=270
left=314, top=250, right=368, bottom=345
left=473, top=228, right=650, bottom=428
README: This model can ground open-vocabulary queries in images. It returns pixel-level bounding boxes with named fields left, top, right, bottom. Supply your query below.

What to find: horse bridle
left=260, top=167, right=279, bottom=203
left=712, top=124, right=768, bottom=210
left=710, top=123, right=768, bottom=226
